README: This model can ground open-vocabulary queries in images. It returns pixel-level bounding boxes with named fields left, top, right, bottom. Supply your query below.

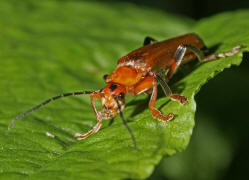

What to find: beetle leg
left=143, top=36, right=158, bottom=46
left=165, top=44, right=242, bottom=80
left=155, top=74, right=188, bottom=104
left=180, top=44, right=242, bottom=62
left=165, top=45, right=187, bottom=80
left=149, top=78, right=174, bottom=122
left=202, top=44, right=242, bottom=62
left=134, top=75, right=154, bottom=95
left=182, top=44, right=242, bottom=62
left=73, top=92, right=103, bottom=140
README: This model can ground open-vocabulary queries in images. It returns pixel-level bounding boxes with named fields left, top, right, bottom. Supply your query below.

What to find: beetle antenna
left=8, top=91, right=94, bottom=130
left=113, top=95, right=137, bottom=150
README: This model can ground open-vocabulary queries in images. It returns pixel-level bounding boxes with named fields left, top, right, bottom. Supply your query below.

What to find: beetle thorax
left=106, top=66, right=144, bottom=86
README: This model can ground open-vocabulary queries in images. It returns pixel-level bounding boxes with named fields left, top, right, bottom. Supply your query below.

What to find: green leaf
left=0, top=1, right=248, bottom=179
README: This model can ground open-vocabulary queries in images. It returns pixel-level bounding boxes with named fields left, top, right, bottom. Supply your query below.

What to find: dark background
left=93, top=0, right=249, bottom=19
left=94, top=0, right=249, bottom=179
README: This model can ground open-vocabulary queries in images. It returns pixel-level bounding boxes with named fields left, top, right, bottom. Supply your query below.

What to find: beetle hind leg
left=155, top=74, right=188, bottom=105
left=202, top=44, right=242, bottom=62
left=165, top=45, right=188, bottom=81
left=165, top=44, right=242, bottom=81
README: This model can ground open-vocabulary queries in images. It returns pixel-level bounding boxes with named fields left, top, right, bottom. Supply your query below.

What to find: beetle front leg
left=73, top=92, right=102, bottom=140
left=149, top=78, right=174, bottom=122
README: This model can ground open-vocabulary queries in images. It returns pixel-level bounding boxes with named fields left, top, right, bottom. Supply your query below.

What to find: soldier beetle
left=9, top=33, right=242, bottom=150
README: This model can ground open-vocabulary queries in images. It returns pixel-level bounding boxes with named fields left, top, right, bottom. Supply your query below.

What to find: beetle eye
left=103, top=74, right=108, bottom=80
left=118, top=93, right=125, bottom=100
left=109, top=83, right=117, bottom=92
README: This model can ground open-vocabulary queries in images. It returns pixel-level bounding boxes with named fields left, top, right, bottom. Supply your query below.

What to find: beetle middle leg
left=134, top=74, right=187, bottom=121
left=149, top=78, right=174, bottom=122
left=143, top=36, right=158, bottom=46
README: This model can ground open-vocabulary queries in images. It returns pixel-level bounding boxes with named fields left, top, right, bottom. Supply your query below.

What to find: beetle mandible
left=9, top=33, right=241, bottom=149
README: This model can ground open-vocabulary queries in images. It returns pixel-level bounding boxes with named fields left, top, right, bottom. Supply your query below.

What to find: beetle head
left=100, top=82, right=126, bottom=119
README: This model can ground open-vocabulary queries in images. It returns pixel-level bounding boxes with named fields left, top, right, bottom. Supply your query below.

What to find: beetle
left=9, top=33, right=241, bottom=149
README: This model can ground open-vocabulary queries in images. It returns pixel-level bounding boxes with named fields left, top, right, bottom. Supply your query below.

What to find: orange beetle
left=9, top=33, right=241, bottom=149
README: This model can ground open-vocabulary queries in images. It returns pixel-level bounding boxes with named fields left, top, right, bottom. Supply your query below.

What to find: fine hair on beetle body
left=9, top=33, right=242, bottom=150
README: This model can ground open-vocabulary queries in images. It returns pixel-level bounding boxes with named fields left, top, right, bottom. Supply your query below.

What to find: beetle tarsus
left=74, top=118, right=102, bottom=140
left=202, top=44, right=242, bottom=62
left=152, top=111, right=174, bottom=122
left=170, top=94, right=188, bottom=104
left=73, top=133, right=88, bottom=140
